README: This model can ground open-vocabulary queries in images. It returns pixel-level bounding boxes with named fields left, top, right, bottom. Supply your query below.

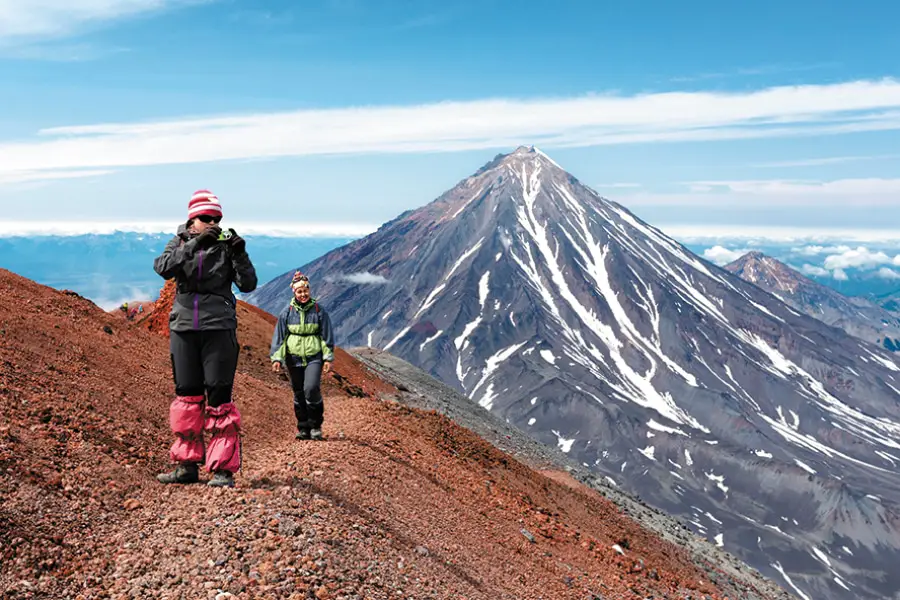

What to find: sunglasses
left=196, top=214, right=222, bottom=224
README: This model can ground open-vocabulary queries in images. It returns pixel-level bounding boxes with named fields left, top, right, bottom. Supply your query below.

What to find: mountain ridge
left=725, top=250, right=900, bottom=351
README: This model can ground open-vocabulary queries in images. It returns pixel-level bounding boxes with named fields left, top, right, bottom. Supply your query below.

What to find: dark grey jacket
left=153, top=224, right=258, bottom=332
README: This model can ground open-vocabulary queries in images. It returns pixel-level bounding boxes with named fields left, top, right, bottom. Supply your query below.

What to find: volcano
left=248, top=146, right=900, bottom=600
left=725, top=251, right=900, bottom=351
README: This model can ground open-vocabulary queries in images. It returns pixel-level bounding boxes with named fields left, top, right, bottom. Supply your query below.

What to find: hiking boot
left=310, top=428, right=323, bottom=441
left=157, top=462, right=199, bottom=484
left=207, top=471, right=234, bottom=488
left=295, top=429, right=311, bottom=440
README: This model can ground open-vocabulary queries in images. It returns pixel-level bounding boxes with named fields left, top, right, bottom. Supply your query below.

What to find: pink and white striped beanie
left=187, top=189, right=223, bottom=220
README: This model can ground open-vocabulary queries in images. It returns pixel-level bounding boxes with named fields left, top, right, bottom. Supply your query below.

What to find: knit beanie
left=291, top=271, right=310, bottom=290
left=188, top=190, right=223, bottom=220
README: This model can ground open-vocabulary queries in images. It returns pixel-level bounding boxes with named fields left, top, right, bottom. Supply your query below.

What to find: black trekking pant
left=170, top=329, right=240, bottom=408
left=287, top=360, right=324, bottom=431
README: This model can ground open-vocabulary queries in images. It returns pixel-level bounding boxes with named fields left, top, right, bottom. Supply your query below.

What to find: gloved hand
left=197, top=225, right=221, bottom=248
left=227, top=228, right=246, bottom=254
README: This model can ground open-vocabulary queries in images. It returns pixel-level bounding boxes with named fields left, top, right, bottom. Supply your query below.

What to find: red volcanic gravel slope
left=0, top=268, right=783, bottom=599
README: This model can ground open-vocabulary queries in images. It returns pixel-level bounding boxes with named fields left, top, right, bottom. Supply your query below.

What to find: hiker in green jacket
left=270, top=271, right=334, bottom=441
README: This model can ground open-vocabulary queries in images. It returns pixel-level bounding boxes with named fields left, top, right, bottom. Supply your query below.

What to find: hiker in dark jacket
left=152, top=189, right=258, bottom=488
left=270, top=271, right=334, bottom=441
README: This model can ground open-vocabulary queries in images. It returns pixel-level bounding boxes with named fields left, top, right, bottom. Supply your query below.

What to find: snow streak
left=508, top=158, right=707, bottom=431
left=414, top=237, right=485, bottom=320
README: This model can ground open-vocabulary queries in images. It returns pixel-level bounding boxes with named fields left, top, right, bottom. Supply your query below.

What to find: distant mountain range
left=247, top=146, right=900, bottom=600
left=876, top=291, right=900, bottom=316
left=0, top=233, right=355, bottom=309
left=725, top=251, right=900, bottom=351
left=3, top=228, right=897, bottom=310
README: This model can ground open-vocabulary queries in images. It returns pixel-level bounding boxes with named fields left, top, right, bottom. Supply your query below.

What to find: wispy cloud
left=0, top=220, right=378, bottom=238
left=0, top=41, right=130, bottom=61
left=0, top=0, right=206, bottom=42
left=800, top=263, right=848, bottom=281
left=687, top=177, right=900, bottom=197
left=702, top=245, right=754, bottom=266
left=878, top=268, right=900, bottom=280
left=4, top=78, right=900, bottom=181
left=750, top=154, right=900, bottom=168
left=618, top=177, right=900, bottom=208
left=594, top=182, right=642, bottom=189
left=0, top=168, right=116, bottom=185
left=800, top=264, right=830, bottom=277
left=325, top=272, right=390, bottom=284
left=669, top=62, right=840, bottom=83
left=791, top=245, right=853, bottom=256
left=660, top=225, right=900, bottom=244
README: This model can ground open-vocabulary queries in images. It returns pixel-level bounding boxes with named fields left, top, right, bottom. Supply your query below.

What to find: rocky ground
left=348, top=347, right=793, bottom=600
left=1, top=268, right=789, bottom=599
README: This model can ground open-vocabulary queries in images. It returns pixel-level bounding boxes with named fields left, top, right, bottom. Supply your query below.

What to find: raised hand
left=227, top=229, right=246, bottom=253
left=197, top=225, right=221, bottom=247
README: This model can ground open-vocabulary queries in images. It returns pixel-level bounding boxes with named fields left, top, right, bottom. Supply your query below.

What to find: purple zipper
left=194, top=249, right=203, bottom=329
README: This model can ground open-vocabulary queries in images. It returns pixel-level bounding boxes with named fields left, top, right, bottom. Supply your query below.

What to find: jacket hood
left=292, top=297, right=318, bottom=307
left=176, top=222, right=198, bottom=239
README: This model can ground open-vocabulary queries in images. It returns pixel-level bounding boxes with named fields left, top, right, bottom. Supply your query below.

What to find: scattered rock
left=279, top=517, right=302, bottom=537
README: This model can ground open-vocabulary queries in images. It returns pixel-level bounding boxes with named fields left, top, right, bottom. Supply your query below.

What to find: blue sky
left=1, top=0, right=899, bottom=235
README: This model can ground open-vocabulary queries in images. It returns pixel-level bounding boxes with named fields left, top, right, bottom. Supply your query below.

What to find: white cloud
left=823, top=247, right=897, bottom=270
left=687, top=178, right=900, bottom=198
left=0, top=1, right=201, bottom=41
left=0, top=220, right=378, bottom=238
left=877, top=268, right=900, bottom=280
left=790, top=245, right=853, bottom=256
left=327, top=272, right=390, bottom=285
left=3, top=78, right=900, bottom=181
left=619, top=177, right=900, bottom=208
left=659, top=225, right=900, bottom=244
left=793, top=247, right=900, bottom=281
left=594, top=182, right=642, bottom=189
left=750, top=154, right=900, bottom=168
left=669, top=62, right=839, bottom=83
left=800, top=265, right=830, bottom=277
left=0, top=168, right=115, bottom=184
left=702, top=245, right=753, bottom=266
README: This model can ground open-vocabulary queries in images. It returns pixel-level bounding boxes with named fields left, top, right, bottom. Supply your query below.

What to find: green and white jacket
left=269, top=297, right=335, bottom=367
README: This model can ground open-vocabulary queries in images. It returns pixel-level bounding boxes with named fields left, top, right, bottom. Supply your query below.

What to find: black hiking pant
left=287, top=359, right=324, bottom=431
left=170, top=329, right=240, bottom=408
